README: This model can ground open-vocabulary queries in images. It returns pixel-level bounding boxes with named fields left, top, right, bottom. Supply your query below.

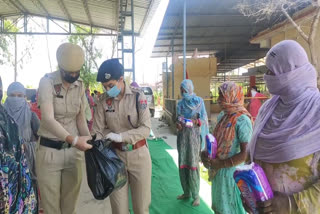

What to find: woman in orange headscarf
left=202, top=81, right=253, bottom=214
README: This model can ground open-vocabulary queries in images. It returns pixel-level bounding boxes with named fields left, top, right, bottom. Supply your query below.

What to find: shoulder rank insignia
left=139, top=99, right=148, bottom=110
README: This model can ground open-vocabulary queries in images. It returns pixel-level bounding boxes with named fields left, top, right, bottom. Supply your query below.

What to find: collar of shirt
left=114, top=82, right=133, bottom=101
left=53, top=70, right=80, bottom=89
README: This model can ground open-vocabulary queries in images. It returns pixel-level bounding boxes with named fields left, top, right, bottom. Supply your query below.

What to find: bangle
left=72, top=136, right=79, bottom=147
left=197, top=119, right=201, bottom=126
left=288, top=195, right=292, bottom=214
left=230, top=157, right=234, bottom=167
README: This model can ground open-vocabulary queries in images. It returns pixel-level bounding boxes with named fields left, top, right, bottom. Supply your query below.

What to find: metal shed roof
left=152, top=0, right=277, bottom=73
left=0, top=0, right=157, bottom=35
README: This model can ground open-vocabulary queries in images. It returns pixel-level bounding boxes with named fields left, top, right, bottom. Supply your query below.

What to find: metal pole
left=131, top=0, right=136, bottom=81
left=183, top=0, right=187, bottom=80
left=47, top=18, right=49, bottom=33
left=121, top=35, right=124, bottom=66
left=0, top=17, right=3, bottom=33
left=24, top=15, right=27, bottom=33
left=171, top=41, right=175, bottom=98
left=14, top=35, right=17, bottom=82
left=166, top=56, right=169, bottom=98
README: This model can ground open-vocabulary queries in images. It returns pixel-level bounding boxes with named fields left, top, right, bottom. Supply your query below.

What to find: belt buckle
left=127, top=144, right=133, bottom=151
left=61, top=142, right=70, bottom=149
left=121, top=144, right=128, bottom=151
left=121, top=144, right=133, bottom=151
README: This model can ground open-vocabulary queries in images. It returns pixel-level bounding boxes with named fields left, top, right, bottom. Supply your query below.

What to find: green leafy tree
left=68, top=26, right=103, bottom=91
left=0, top=19, right=34, bottom=81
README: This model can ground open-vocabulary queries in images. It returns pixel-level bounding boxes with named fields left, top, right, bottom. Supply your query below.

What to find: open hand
left=201, top=151, right=210, bottom=168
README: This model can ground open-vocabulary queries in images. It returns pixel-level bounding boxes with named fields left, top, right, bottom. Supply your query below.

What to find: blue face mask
left=107, top=84, right=121, bottom=97
left=182, top=92, right=192, bottom=100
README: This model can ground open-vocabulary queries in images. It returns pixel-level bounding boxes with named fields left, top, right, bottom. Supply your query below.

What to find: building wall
left=162, top=57, right=217, bottom=117
left=252, top=10, right=320, bottom=65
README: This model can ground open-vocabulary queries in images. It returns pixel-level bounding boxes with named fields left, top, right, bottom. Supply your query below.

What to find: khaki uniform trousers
left=110, top=145, right=152, bottom=214
left=35, top=145, right=83, bottom=214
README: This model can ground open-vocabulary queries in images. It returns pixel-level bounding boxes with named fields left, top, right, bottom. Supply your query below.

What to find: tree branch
left=281, top=6, right=309, bottom=42
left=80, top=37, right=99, bottom=70
left=309, top=7, right=320, bottom=44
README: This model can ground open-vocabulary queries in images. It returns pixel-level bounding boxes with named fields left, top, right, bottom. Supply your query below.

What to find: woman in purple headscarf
left=249, top=40, right=320, bottom=213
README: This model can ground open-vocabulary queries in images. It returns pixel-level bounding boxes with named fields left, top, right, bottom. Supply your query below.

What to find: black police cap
left=97, top=59, right=124, bottom=82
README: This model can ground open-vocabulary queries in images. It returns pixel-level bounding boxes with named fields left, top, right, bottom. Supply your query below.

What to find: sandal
left=192, top=197, right=200, bottom=206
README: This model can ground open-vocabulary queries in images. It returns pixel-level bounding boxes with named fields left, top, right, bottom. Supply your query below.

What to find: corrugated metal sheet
left=0, top=0, right=158, bottom=34
left=152, top=0, right=282, bottom=73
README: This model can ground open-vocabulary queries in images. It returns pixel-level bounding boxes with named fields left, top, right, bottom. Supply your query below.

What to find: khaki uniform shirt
left=37, top=71, right=90, bottom=141
left=92, top=84, right=151, bottom=145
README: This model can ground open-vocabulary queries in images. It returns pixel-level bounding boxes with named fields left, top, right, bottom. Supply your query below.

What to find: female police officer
left=92, top=59, right=152, bottom=214
left=36, top=43, right=92, bottom=214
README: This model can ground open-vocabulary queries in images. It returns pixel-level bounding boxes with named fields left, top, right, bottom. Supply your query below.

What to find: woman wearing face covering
left=176, top=79, right=209, bottom=206
left=36, top=43, right=92, bottom=214
left=249, top=40, right=320, bottom=213
left=4, top=82, right=40, bottom=211
left=0, top=77, right=37, bottom=213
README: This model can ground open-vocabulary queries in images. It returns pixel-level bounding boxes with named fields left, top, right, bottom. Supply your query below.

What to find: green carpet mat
left=129, top=139, right=214, bottom=214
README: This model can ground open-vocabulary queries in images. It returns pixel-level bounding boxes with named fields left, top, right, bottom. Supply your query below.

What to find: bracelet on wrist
left=197, top=119, right=201, bottom=126
left=72, top=136, right=79, bottom=147
left=230, top=157, right=234, bottom=167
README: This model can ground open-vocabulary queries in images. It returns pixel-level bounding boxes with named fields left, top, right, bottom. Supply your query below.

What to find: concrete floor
left=76, top=107, right=214, bottom=214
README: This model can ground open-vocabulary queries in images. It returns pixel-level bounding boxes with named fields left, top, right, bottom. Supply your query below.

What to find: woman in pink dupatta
left=248, top=86, right=265, bottom=121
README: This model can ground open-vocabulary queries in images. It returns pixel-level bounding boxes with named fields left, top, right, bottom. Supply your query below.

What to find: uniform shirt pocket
left=53, top=96, right=66, bottom=116
left=70, top=97, right=81, bottom=115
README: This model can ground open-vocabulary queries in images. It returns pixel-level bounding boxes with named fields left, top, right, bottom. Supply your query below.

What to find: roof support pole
left=0, top=17, right=3, bottom=33
left=166, top=56, right=169, bottom=98
left=24, top=14, right=27, bottom=33
left=47, top=18, right=49, bottom=33
left=183, top=0, right=186, bottom=80
left=131, top=0, right=136, bottom=81
left=171, top=40, right=175, bottom=98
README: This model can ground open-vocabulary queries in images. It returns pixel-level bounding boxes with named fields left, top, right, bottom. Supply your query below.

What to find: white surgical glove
left=105, top=133, right=122, bottom=143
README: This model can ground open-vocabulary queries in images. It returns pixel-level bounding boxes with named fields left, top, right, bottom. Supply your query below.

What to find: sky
left=0, top=0, right=169, bottom=91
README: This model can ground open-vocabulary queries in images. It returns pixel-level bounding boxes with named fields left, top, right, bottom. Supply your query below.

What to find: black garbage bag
left=85, top=139, right=127, bottom=200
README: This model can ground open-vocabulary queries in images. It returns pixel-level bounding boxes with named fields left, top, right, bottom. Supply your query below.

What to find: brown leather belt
left=112, top=139, right=146, bottom=151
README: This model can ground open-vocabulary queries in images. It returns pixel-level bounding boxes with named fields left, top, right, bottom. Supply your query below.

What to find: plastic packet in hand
left=184, top=119, right=193, bottom=128
left=206, top=134, right=217, bottom=159
left=85, top=139, right=127, bottom=200
left=234, top=163, right=274, bottom=214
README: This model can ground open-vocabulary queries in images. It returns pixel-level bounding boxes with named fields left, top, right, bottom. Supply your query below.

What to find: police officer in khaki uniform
left=92, top=59, right=152, bottom=214
left=36, top=43, right=92, bottom=214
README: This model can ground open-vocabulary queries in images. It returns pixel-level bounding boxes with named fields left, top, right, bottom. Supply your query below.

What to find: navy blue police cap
left=97, top=59, right=124, bottom=83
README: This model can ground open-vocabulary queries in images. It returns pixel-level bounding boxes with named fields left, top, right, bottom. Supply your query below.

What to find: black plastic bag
left=85, top=139, right=127, bottom=200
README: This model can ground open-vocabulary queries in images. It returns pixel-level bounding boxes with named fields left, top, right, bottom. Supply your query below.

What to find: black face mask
left=62, top=71, right=80, bottom=84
